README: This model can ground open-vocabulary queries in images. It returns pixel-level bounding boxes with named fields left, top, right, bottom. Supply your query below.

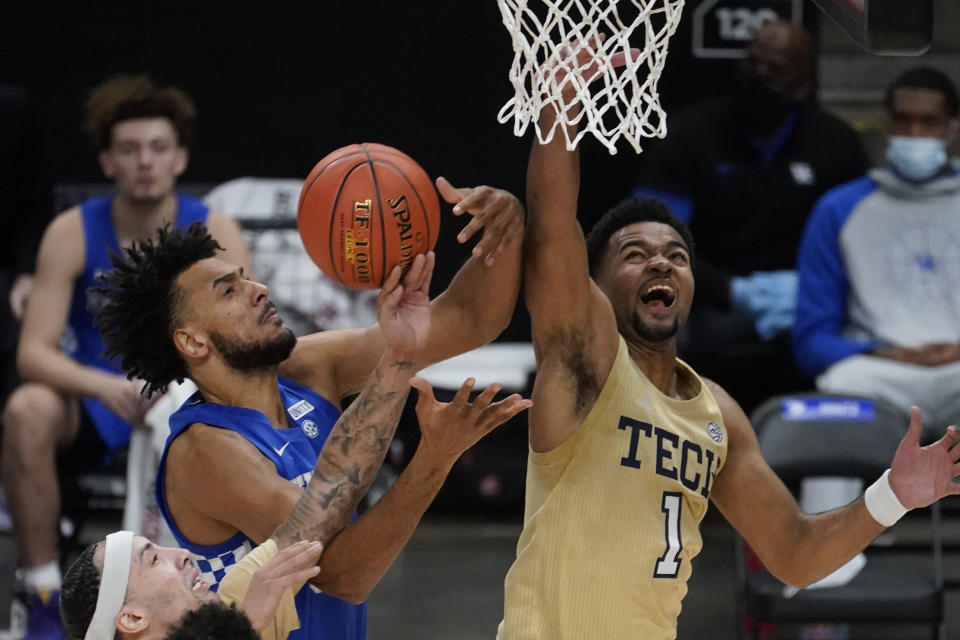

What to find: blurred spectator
left=0, top=74, right=251, bottom=640
left=0, top=83, right=53, bottom=529
left=794, top=66, right=960, bottom=433
left=634, top=20, right=869, bottom=412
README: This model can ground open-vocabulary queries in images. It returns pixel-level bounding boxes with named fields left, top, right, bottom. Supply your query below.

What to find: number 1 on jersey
left=654, top=491, right=682, bottom=578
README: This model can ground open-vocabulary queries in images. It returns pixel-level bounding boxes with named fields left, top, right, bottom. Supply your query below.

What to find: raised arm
left=310, top=375, right=530, bottom=602
left=382, top=179, right=525, bottom=368
left=283, top=181, right=525, bottom=401
left=709, top=381, right=960, bottom=587
left=279, top=253, right=439, bottom=549
left=523, top=45, right=624, bottom=451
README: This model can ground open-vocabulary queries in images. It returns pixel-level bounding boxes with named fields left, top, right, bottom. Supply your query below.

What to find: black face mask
left=733, top=67, right=795, bottom=130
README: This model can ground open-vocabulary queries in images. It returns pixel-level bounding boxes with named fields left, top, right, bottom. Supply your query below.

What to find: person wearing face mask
left=633, top=20, right=869, bottom=414
left=794, top=66, right=960, bottom=434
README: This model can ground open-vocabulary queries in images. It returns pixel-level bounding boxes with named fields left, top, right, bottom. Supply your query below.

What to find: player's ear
left=173, top=326, right=208, bottom=360
left=173, top=147, right=188, bottom=177
left=98, top=149, right=115, bottom=179
left=115, top=606, right=148, bottom=635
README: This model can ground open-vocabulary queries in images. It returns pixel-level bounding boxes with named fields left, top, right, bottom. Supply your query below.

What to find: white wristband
left=864, top=469, right=909, bottom=527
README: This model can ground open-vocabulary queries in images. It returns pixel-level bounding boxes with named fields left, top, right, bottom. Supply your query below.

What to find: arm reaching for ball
left=314, top=375, right=532, bottom=602
left=285, top=181, right=525, bottom=401
left=437, top=176, right=525, bottom=267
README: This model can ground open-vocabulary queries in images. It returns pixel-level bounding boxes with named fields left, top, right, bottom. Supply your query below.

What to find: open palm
left=889, top=406, right=960, bottom=509
left=410, top=377, right=532, bottom=468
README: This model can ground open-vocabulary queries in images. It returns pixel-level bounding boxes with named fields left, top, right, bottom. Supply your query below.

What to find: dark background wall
left=0, top=0, right=820, bottom=341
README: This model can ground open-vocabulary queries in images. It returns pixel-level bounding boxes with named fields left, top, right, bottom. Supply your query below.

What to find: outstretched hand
left=376, top=252, right=435, bottom=354
left=241, top=540, right=323, bottom=632
left=889, top=406, right=960, bottom=509
left=548, top=33, right=641, bottom=106
left=436, top=177, right=524, bottom=267
left=410, top=376, right=532, bottom=469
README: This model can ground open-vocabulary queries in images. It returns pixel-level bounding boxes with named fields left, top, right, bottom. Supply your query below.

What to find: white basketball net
left=497, top=0, right=685, bottom=154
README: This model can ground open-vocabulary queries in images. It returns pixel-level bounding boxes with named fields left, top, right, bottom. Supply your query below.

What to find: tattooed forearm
left=273, top=351, right=413, bottom=548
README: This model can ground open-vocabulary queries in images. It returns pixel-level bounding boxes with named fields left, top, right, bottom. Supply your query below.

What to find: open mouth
left=640, top=283, right=676, bottom=308
left=189, top=568, right=209, bottom=593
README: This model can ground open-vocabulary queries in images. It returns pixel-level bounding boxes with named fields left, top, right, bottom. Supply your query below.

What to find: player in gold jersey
left=497, top=43, right=960, bottom=640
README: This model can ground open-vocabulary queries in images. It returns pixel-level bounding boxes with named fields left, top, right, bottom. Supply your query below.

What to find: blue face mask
left=886, top=136, right=948, bottom=182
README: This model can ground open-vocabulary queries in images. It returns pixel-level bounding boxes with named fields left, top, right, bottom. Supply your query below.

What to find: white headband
left=85, top=530, right=134, bottom=640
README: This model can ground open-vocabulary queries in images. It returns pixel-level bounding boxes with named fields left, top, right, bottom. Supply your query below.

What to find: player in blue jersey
left=0, top=74, right=251, bottom=640
left=86, top=175, right=523, bottom=639
left=59, top=224, right=530, bottom=640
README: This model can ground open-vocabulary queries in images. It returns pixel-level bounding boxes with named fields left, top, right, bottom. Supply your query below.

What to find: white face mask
left=886, top=136, right=948, bottom=182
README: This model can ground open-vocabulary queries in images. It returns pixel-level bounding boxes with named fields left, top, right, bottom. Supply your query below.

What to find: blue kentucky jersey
left=69, top=193, right=208, bottom=451
left=155, top=376, right=367, bottom=640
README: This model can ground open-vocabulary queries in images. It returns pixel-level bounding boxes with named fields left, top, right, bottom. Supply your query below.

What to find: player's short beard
left=632, top=314, right=680, bottom=343
left=209, top=329, right=297, bottom=372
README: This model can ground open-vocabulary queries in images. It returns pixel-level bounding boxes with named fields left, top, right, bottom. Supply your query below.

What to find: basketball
left=297, top=143, right=441, bottom=289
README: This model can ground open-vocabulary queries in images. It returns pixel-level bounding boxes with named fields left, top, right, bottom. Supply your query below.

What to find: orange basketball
left=298, top=143, right=441, bottom=289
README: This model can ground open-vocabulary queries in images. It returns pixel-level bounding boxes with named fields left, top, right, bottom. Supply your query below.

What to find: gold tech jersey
left=498, top=337, right=727, bottom=640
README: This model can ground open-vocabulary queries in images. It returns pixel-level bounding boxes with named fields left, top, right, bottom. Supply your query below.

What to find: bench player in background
left=1, top=74, right=251, bottom=640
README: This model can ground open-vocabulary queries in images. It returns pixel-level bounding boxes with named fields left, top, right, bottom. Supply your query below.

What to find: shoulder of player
left=700, top=377, right=751, bottom=435
left=37, top=208, right=84, bottom=270
left=43, top=206, right=83, bottom=242
left=700, top=376, right=726, bottom=401
left=284, top=326, right=369, bottom=366
left=204, top=212, right=247, bottom=248
left=165, top=424, right=297, bottom=534
left=204, top=210, right=240, bottom=233
left=169, top=423, right=270, bottom=469
left=279, top=327, right=370, bottom=396
left=701, top=377, right=734, bottom=412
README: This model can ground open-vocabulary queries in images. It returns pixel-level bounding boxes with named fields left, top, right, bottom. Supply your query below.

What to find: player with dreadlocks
left=60, top=221, right=530, bottom=640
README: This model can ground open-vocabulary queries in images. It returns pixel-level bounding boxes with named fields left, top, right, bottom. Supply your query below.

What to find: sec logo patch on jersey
left=707, top=421, right=724, bottom=443
left=302, top=419, right=319, bottom=438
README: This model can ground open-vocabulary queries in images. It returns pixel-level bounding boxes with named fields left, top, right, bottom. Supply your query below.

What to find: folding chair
left=736, top=393, right=943, bottom=640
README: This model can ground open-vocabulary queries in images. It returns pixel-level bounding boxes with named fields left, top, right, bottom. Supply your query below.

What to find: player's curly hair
left=83, top=74, right=197, bottom=150
left=585, top=197, right=696, bottom=276
left=60, top=542, right=119, bottom=640
left=165, top=602, right=258, bottom=640
left=93, top=222, right=221, bottom=396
